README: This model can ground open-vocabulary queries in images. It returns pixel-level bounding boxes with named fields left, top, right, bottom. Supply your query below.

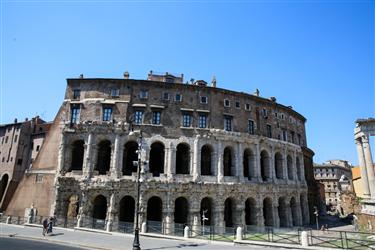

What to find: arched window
left=260, top=150, right=271, bottom=181
left=296, top=157, right=302, bottom=181
left=290, top=197, right=299, bottom=226
left=174, top=197, right=189, bottom=224
left=119, top=196, right=135, bottom=223
left=176, top=143, right=190, bottom=174
left=224, top=198, right=234, bottom=227
left=70, top=140, right=84, bottom=171
left=92, top=195, right=107, bottom=220
left=147, top=196, right=163, bottom=222
left=223, top=147, right=233, bottom=176
left=275, top=152, right=283, bottom=179
left=243, top=149, right=255, bottom=180
left=201, top=145, right=213, bottom=176
left=122, top=141, right=138, bottom=176
left=278, top=197, right=288, bottom=227
left=245, top=198, right=257, bottom=226
left=149, top=142, right=165, bottom=177
left=95, top=140, right=111, bottom=175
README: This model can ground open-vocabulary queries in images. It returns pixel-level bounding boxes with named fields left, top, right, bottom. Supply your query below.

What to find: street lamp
left=131, top=129, right=143, bottom=250
left=314, top=206, right=319, bottom=230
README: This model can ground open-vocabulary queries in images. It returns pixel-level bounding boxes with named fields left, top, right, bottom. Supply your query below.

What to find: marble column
left=356, top=138, right=371, bottom=198
left=256, top=205, right=264, bottom=227
left=163, top=211, right=174, bottom=235
left=235, top=203, right=245, bottom=226
left=298, top=154, right=306, bottom=184
left=217, top=142, right=224, bottom=183
left=270, top=146, right=275, bottom=182
left=192, top=137, right=200, bottom=181
left=292, top=150, right=298, bottom=183
left=190, top=210, right=200, bottom=236
left=362, top=136, right=375, bottom=199
left=273, top=202, right=280, bottom=227
left=83, top=133, right=94, bottom=177
left=213, top=206, right=225, bottom=233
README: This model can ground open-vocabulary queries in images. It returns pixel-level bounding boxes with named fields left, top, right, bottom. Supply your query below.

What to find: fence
left=243, top=225, right=301, bottom=245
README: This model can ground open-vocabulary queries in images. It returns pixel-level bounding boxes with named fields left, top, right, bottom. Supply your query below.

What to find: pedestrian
left=42, top=218, right=48, bottom=236
left=47, top=217, right=54, bottom=235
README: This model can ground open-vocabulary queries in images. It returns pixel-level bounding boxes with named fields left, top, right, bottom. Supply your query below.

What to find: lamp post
left=132, top=130, right=143, bottom=250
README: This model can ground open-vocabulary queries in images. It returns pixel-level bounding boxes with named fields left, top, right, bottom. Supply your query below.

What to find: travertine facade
left=6, top=72, right=315, bottom=230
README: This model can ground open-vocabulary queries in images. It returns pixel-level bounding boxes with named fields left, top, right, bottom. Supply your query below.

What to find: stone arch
left=149, top=142, right=165, bottom=177
left=147, top=196, right=163, bottom=222
left=224, top=197, right=235, bottom=227
left=290, top=197, right=298, bottom=226
left=201, top=144, right=213, bottom=175
left=70, top=140, right=84, bottom=171
left=278, top=197, right=288, bottom=227
left=0, top=174, right=9, bottom=204
left=287, top=155, right=293, bottom=180
left=260, top=150, right=271, bottom=181
left=224, top=146, right=234, bottom=176
left=275, top=152, right=283, bottom=179
left=122, top=141, right=138, bottom=176
left=119, top=196, right=135, bottom=223
left=245, top=197, right=257, bottom=226
left=243, top=148, right=255, bottom=180
left=92, top=195, right=107, bottom=220
left=176, top=143, right=190, bottom=174
left=95, top=140, right=111, bottom=175
left=200, top=197, right=213, bottom=226
left=66, top=194, right=79, bottom=218
left=263, top=197, right=273, bottom=227
left=296, top=157, right=302, bottom=181
left=174, top=197, right=189, bottom=224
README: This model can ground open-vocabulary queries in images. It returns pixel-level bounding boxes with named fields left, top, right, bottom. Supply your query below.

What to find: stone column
left=106, top=193, right=116, bottom=232
left=292, top=150, right=298, bottom=183
left=167, top=142, right=175, bottom=181
left=237, top=143, right=244, bottom=181
left=110, top=134, right=121, bottom=178
left=282, top=148, right=288, bottom=180
left=235, top=203, right=245, bottom=226
left=273, top=201, right=280, bottom=227
left=83, top=133, right=94, bottom=178
left=217, top=141, right=224, bottom=183
left=295, top=202, right=303, bottom=226
left=255, top=143, right=261, bottom=182
left=362, top=136, right=375, bottom=199
left=77, top=190, right=89, bottom=227
left=213, top=205, right=225, bottom=233
left=57, top=131, right=66, bottom=174
left=163, top=211, right=174, bottom=235
left=298, top=154, right=306, bottom=184
left=192, top=137, right=200, bottom=181
left=189, top=210, right=200, bottom=236
left=356, top=138, right=371, bottom=198
left=270, top=146, right=275, bottom=182
left=256, top=205, right=264, bottom=227
left=286, top=203, right=293, bottom=227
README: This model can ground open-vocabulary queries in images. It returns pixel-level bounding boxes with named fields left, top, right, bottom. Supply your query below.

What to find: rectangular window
left=17, top=159, right=22, bottom=165
left=134, top=111, right=143, bottom=124
left=111, top=89, right=120, bottom=97
left=266, top=124, right=272, bottom=138
left=282, top=130, right=287, bottom=141
left=198, top=114, right=207, bottom=128
left=297, top=134, right=301, bottom=145
left=262, top=109, right=268, bottom=118
left=14, top=135, right=18, bottom=143
left=224, top=99, right=230, bottom=107
left=162, top=92, right=170, bottom=101
left=248, top=120, right=255, bottom=134
left=245, top=103, right=251, bottom=111
left=175, top=93, right=182, bottom=102
left=152, top=111, right=161, bottom=125
left=36, top=174, right=43, bottom=183
left=200, top=96, right=208, bottom=104
left=235, top=101, right=240, bottom=108
left=139, top=90, right=149, bottom=99
left=182, top=113, right=192, bottom=127
left=71, top=105, right=80, bottom=124
left=290, top=131, right=295, bottom=143
left=102, top=107, right=113, bottom=121
left=224, top=116, right=232, bottom=131
left=73, top=89, right=81, bottom=99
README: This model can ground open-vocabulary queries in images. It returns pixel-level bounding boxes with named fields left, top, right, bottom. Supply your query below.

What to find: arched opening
left=147, top=196, right=162, bottom=222
left=260, top=150, right=271, bottom=181
left=66, top=195, right=79, bottom=218
left=287, top=155, right=293, bottom=180
left=149, top=142, right=165, bottom=177
left=245, top=198, right=257, bottom=226
left=92, top=195, right=107, bottom=220
left=122, top=141, right=138, bottom=176
left=200, top=197, right=212, bottom=226
left=176, top=143, right=190, bottom=174
left=296, top=158, right=301, bottom=181
left=278, top=197, right=288, bottom=227
left=0, top=174, right=9, bottom=204
left=223, top=147, right=233, bottom=176
left=174, top=197, right=189, bottom=224
left=275, top=152, right=283, bottom=179
left=70, top=140, right=84, bottom=171
left=201, top=145, right=212, bottom=175
left=224, top=198, right=234, bottom=227
left=263, top=197, right=273, bottom=227
left=243, top=149, right=255, bottom=180
left=290, top=197, right=298, bottom=226
left=119, top=196, right=135, bottom=223
left=95, top=140, right=111, bottom=175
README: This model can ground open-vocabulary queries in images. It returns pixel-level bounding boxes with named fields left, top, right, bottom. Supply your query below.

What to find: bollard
left=106, top=220, right=112, bottom=232
left=77, top=216, right=82, bottom=228
left=236, top=227, right=243, bottom=241
left=184, top=226, right=190, bottom=238
left=141, top=222, right=147, bottom=233
left=6, top=216, right=11, bottom=224
left=27, top=216, right=33, bottom=224
left=301, top=231, right=309, bottom=247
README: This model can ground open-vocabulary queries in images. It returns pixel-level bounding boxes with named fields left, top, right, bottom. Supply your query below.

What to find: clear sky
left=1, top=0, right=374, bottom=165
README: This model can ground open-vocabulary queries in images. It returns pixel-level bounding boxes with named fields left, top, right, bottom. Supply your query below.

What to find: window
left=290, top=131, right=295, bottom=143
left=134, top=111, right=143, bottom=124
left=182, top=113, right=192, bottom=127
left=111, top=89, right=120, bottom=97
left=71, top=105, right=80, bottom=124
left=262, top=109, right=268, bottom=118
left=245, top=103, right=251, bottom=111
left=102, top=107, right=113, bottom=121
left=200, top=96, right=208, bottom=104
left=266, top=124, right=272, bottom=138
left=162, top=92, right=170, bottom=101
left=10, top=157, right=13, bottom=162
left=17, top=159, right=22, bottom=165
left=175, top=93, right=182, bottom=102
left=224, top=116, right=232, bottom=131
left=14, top=135, right=18, bottom=143
left=224, top=99, right=230, bottom=107
left=36, top=174, right=43, bottom=183
left=73, top=89, right=81, bottom=99
left=282, top=130, right=287, bottom=141
left=152, top=111, right=161, bottom=125
left=297, top=134, right=301, bottom=145
left=198, top=114, right=207, bottom=128
left=248, top=120, right=255, bottom=134
left=235, top=101, right=240, bottom=108
left=139, top=90, right=149, bottom=99
left=5, top=136, right=8, bottom=143
left=36, top=145, right=40, bottom=152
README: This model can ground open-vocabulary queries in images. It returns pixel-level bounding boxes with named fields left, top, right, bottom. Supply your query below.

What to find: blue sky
left=1, top=0, right=374, bottom=165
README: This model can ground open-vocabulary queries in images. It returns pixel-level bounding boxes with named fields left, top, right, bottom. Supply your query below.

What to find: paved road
left=0, top=237, right=83, bottom=250
left=0, top=224, right=281, bottom=250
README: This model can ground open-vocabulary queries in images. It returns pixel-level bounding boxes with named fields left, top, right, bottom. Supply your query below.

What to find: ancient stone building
left=0, top=116, right=50, bottom=212
left=6, top=72, right=315, bottom=231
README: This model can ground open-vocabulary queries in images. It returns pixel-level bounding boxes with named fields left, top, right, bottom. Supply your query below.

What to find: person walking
left=47, top=217, right=54, bottom=235
left=42, top=218, right=48, bottom=236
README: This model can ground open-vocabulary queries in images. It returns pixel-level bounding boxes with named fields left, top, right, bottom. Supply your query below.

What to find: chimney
left=211, top=75, right=217, bottom=87
left=123, top=71, right=130, bottom=79
left=14, top=118, right=18, bottom=123
left=254, top=89, right=260, bottom=96
left=79, top=74, right=84, bottom=79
